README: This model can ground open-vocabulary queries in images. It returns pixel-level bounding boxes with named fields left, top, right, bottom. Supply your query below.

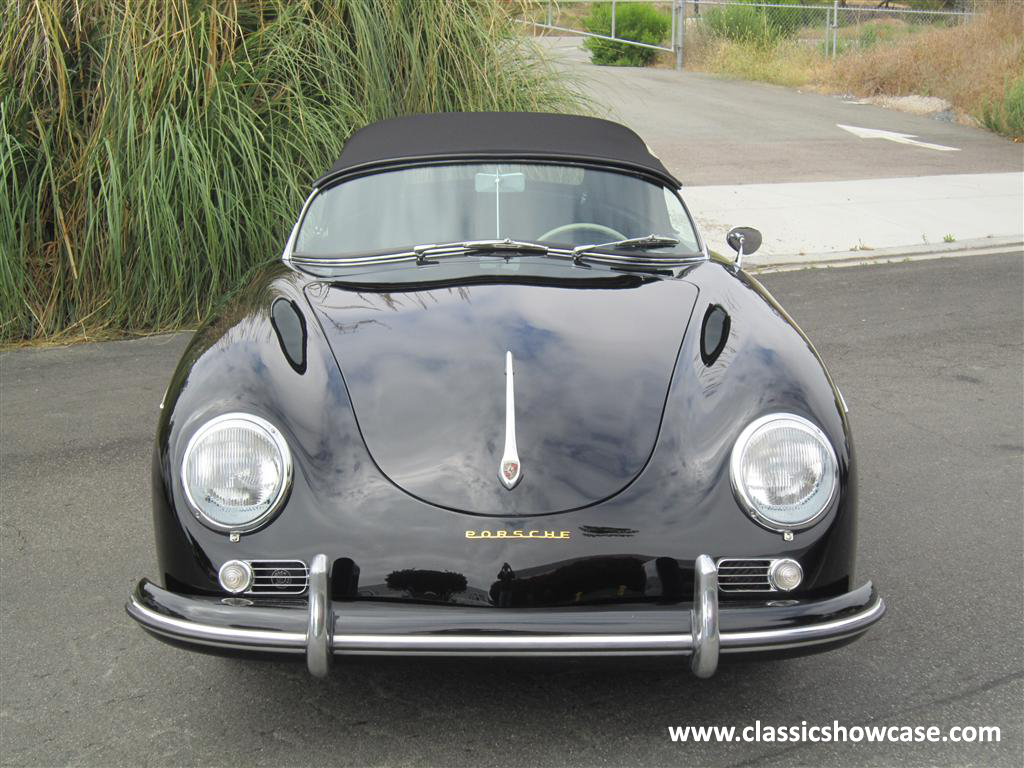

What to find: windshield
left=295, top=163, right=700, bottom=258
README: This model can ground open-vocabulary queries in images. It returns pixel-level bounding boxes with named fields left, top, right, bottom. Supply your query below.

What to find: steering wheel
left=539, top=222, right=626, bottom=244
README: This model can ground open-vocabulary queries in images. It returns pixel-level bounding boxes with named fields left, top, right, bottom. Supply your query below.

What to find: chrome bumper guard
left=127, top=554, right=885, bottom=679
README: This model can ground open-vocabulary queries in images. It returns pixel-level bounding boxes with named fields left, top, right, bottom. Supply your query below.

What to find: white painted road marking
left=837, top=124, right=961, bottom=152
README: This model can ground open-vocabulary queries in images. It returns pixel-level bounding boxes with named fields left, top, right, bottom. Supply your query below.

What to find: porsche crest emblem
left=501, top=460, right=520, bottom=484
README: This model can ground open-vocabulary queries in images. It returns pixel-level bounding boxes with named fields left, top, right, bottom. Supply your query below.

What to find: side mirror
left=726, top=226, right=761, bottom=268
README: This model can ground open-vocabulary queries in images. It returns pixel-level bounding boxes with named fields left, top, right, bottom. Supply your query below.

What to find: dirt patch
left=867, top=95, right=952, bottom=116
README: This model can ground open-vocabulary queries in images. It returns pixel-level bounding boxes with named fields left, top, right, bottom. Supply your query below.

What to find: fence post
left=824, top=4, right=831, bottom=58
left=546, top=0, right=552, bottom=27
left=671, top=1, right=677, bottom=51
left=832, top=0, right=839, bottom=60
left=675, top=0, right=685, bottom=70
left=611, top=0, right=617, bottom=39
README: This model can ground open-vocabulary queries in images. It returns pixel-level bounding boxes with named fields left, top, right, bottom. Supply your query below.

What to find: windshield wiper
left=413, top=239, right=549, bottom=264
left=292, top=235, right=689, bottom=271
left=572, top=234, right=680, bottom=262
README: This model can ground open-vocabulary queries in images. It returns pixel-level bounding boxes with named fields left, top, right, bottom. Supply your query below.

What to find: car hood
left=304, top=276, right=698, bottom=515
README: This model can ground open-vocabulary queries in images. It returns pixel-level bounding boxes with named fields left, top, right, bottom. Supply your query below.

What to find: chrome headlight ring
left=180, top=412, right=293, bottom=534
left=730, top=413, right=839, bottom=533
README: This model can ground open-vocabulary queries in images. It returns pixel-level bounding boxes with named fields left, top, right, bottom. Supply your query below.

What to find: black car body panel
left=153, top=259, right=854, bottom=607
left=305, top=277, right=699, bottom=515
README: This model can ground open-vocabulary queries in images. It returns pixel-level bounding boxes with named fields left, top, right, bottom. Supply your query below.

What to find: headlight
left=181, top=413, right=292, bottom=533
left=730, top=413, right=838, bottom=531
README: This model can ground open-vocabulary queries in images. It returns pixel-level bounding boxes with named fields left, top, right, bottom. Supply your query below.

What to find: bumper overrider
left=126, top=555, right=885, bottom=679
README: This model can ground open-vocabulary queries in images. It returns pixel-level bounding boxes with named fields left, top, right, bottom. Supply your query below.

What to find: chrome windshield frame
left=282, top=187, right=320, bottom=266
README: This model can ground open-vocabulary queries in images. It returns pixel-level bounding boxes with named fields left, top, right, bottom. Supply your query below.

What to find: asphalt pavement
left=1, top=252, right=1022, bottom=767
left=538, top=37, right=1023, bottom=186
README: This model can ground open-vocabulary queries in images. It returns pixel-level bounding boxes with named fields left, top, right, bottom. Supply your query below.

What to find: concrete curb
left=748, top=235, right=1024, bottom=273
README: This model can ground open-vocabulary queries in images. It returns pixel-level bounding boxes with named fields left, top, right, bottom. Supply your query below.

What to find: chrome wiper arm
left=413, top=238, right=549, bottom=264
left=572, top=234, right=680, bottom=262
left=289, top=235, right=698, bottom=271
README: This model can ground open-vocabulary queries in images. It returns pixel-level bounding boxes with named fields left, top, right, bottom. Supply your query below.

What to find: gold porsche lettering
left=465, top=530, right=570, bottom=540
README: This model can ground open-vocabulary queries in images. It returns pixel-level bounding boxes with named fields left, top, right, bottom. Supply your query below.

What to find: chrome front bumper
left=126, top=554, right=885, bottom=679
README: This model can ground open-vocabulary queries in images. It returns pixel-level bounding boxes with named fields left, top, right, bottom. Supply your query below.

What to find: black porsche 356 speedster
left=127, top=113, right=884, bottom=678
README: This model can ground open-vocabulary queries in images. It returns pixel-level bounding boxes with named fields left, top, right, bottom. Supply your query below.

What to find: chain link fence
left=518, top=0, right=684, bottom=66
left=516, top=1, right=977, bottom=65
left=686, top=1, right=973, bottom=59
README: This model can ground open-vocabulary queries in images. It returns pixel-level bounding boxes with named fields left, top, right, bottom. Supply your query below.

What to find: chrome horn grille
left=247, top=560, right=309, bottom=595
left=716, top=558, right=774, bottom=593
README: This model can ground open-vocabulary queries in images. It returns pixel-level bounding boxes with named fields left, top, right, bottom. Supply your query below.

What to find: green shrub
left=0, top=0, right=582, bottom=342
left=981, top=76, right=1024, bottom=140
left=583, top=3, right=671, bottom=66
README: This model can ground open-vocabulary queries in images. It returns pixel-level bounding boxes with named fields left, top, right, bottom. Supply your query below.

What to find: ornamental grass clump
left=981, top=76, right=1024, bottom=140
left=0, top=0, right=582, bottom=342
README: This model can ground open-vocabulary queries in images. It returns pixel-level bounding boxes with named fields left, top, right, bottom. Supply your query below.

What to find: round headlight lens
left=730, top=414, right=838, bottom=531
left=181, top=413, right=292, bottom=532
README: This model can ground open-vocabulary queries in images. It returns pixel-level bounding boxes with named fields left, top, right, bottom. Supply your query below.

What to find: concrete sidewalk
left=686, top=172, right=1024, bottom=258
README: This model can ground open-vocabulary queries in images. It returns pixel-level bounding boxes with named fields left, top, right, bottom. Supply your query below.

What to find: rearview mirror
left=475, top=171, right=526, bottom=193
left=726, top=226, right=761, bottom=268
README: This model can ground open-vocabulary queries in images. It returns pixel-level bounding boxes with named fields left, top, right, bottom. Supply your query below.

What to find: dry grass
left=688, top=37, right=822, bottom=88
left=827, top=5, right=1023, bottom=113
left=689, top=4, right=1024, bottom=139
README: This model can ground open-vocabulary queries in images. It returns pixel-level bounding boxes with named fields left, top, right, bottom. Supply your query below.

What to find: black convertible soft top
left=318, top=112, right=680, bottom=188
